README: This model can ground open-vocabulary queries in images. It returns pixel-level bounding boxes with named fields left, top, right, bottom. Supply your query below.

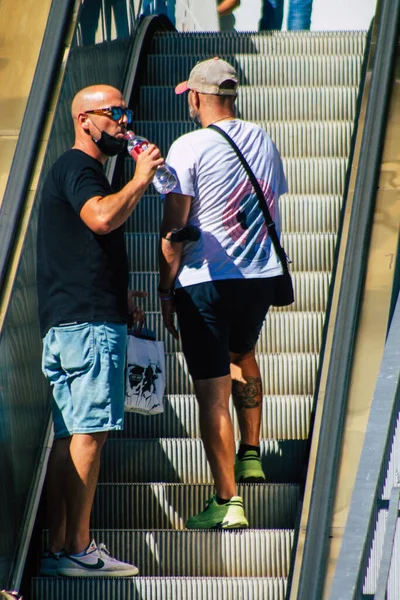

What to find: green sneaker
left=185, top=495, right=249, bottom=530
left=235, top=450, right=266, bottom=483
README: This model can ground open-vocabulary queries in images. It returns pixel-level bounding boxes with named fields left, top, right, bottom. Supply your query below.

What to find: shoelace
left=95, top=542, right=121, bottom=564
left=96, top=543, right=111, bottom=558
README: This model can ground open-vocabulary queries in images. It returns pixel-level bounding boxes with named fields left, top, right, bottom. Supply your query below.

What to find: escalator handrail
left=296, top=1, right=400, bottom=598
left=0, top=0, right=76, bottom=295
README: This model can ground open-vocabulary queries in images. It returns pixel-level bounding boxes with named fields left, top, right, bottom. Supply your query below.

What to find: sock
left=238, top=443, right=260, bottom=460
left=216, top=495, right=230, bottom=505
left=69, top=542, right=90, bottom=557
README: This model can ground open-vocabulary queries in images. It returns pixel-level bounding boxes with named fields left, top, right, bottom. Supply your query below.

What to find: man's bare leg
left=47, top=437, right=71, bottom=553
left=194, top=375, right=237, bottom=500
left=230, top=348, right=262, bottom=446
left=64, top=431, right=108, bottom=554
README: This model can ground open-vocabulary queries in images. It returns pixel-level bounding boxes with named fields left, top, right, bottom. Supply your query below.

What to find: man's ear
left=78, top=112, right=90, bottom=130
left=192, top=90, right=201, bottom=110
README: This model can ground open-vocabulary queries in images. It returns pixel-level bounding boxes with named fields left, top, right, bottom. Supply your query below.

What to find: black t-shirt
left=36, top=149, right=129, bottom=337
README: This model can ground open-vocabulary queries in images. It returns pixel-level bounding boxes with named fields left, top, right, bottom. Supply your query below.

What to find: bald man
left=37, top=85, right=163, bottom=577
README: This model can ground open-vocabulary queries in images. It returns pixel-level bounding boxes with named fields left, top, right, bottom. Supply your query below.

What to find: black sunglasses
left=85, top=106, right=133, bottom=123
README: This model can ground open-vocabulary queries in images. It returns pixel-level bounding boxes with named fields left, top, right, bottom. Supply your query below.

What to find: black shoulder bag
left=208, top=123, right=294, bottom=307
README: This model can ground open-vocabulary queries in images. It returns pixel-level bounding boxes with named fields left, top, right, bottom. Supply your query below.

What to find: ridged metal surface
left=381, top=412, right=400, bottom=500
left=119, top=394, right=313, bottom=440
left=126, top=155, right=347, bottom=195
left=151, top=30, right=367, bottom=56
left=136, top=86, right=359, bottom=122
left=127, top=194, right=343, bottom=234
left=100, top=439, right=308, bottom=484
left=129, top=120, right=353, bottom=159
left=163, top=352, right=318, bottom=396
left=92, top=483, right=300, bottom=529
left=125, top=232, right=337, bottom=272
left=128, top=311, right=324, bottom=354
left=146, top=54, right=363, bottom=87
left=363, top=509, right=400, bottom=598
left=41, top=529, right=294, bottom=577
left=130, top=271, right=331, bottom=312
left=32, top=576, right=288, bottom=600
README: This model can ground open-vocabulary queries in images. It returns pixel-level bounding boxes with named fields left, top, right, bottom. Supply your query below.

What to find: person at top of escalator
left=259, top=0, right=313, bottom=31
left=36, top=84, right=163, bottom=577
left=217, top=0, right=241, bottom=31
left=159, top=57, right=291, bottom=529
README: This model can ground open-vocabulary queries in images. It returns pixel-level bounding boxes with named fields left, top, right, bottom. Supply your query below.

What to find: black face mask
left=94, top=131, right=127, bottom=156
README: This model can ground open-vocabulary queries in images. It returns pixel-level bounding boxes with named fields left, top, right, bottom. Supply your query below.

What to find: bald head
left=71, top=85, right=124, bottom=121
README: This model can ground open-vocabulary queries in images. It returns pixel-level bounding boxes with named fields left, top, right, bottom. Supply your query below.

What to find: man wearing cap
left=159, top=58, right=288, bottom=529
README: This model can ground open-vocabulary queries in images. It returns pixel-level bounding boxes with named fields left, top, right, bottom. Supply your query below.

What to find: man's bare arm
left=159, top=193, right=192, bottom=291
left=80, top=144, right=163, bottom=234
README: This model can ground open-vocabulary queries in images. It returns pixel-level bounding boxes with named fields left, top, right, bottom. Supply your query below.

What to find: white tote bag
left=125, top=332, right=165, bottom=415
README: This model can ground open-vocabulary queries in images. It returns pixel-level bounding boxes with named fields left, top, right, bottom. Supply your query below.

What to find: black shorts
left=174, top=277, right=278, bottom=380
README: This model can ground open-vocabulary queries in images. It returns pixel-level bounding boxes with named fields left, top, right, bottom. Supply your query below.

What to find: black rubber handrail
left=296, top=0, right=400, bottom=598
left=0, top=0, right=76, bottom=293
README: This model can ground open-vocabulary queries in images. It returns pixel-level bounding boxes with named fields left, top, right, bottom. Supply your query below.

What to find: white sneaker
left=57, top=540, right=138, bottom=577
left=40, top=550, right=59, bottom=576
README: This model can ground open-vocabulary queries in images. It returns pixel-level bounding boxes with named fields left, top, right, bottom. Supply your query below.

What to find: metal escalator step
left=127, top=194, right=343, bottom=234
left=136, top=86, right=359, bottom=122
left=40, top=529, right=294, bottom=577
left=282, top=157, right=347, bottom=194
left=145, top=54, right=363, bottom=87
left=32, top=575, right=288, bottom=599
left=127, top=311, right=324, bottom=354
left=150, top=30, right=367, bottom=56
left=163, top=352, right=317, bottom=396
left=100, top=438, right=308, bottom=484
left=131, top=121, right=353, bottom=158
left=125, top=232, right=337, bottom=272
left=129, top=271, right=331, bottom=312
left=278, top=194, right=342, bottom=233
left=92, top=483, right=300, bottom=529
left=119, top=394, right=313, bottom=441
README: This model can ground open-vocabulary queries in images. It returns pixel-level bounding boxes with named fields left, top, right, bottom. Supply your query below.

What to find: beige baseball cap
left=175, top=57, right=238, bottom=96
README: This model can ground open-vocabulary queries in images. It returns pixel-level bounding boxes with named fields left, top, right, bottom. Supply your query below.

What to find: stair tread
left=100, top=439, right=308, bottom=484
left=93, top=482, right=300, bottom=529
left=40, top=529, right=294, bottom=577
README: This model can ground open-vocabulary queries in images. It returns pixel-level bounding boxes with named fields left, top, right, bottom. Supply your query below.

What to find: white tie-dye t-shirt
left=165, top=119, right=288, bottom=288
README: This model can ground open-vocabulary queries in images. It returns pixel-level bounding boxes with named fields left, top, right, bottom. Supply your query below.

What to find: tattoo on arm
left=232, top=377, right=262, bottom=410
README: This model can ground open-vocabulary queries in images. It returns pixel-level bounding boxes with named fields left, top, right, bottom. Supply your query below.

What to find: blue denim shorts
left=42, top=322, right=127, bottom=440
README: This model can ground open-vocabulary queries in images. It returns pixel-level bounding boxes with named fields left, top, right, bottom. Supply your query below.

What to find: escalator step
left=125, top=232, right=337, bottom=272
left=129, top=271, right=331, bottom=312
left=92, top=483, right=300, bottom=529
left=32, top=575, right=288, bottom=600
left=127, top=311, right=324, bottom=354
left=119, top=394, right=313, bottom=441
left=100, top=438, right=308, bottom=484
left=127, top=194, right=343, bottom=234
left=150, top=30, right=367, bottom=56
left=130, top=120, right=354, bottom=159
left=145, top=54, right=363, bottom=87
left=40, top=528, right=294, bottom=577
left=125, top=154, right=348, bottom=194
left=135, top=86, right=359, bottom=122
left=161, top=352, right=318, bottom=396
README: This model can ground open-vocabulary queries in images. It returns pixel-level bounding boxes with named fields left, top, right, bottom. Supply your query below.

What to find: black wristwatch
left=158, top=285, right=174, bottom=295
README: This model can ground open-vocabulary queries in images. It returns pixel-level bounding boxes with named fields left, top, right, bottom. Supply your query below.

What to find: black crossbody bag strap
left=208, top=123, right=290, bottom=274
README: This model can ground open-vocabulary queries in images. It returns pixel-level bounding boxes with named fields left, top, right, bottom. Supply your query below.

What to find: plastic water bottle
left=125, top=131, right=177, bottom=194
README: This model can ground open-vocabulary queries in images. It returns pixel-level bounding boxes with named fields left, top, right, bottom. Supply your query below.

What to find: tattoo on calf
left=232, top=377, right=262, bottom=409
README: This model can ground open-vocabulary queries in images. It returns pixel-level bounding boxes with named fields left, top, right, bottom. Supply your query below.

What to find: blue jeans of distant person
left=259, top=0, right=313, bottom=30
